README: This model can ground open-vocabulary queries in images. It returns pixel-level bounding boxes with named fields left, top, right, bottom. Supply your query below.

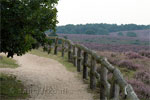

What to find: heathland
left=50, top=23, right=150, bottom=100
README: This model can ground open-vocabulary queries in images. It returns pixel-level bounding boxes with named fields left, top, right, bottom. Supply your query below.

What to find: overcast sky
left=56, top=0, right=150, bottom=26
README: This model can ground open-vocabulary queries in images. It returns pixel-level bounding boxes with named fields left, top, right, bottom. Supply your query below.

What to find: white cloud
left=57, top=0, right=150, bottom=25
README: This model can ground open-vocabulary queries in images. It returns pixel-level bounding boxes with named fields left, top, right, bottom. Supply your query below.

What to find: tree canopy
left=56, top=24, right=150, bottom=35
left=1, top=0, right=58, bottom=57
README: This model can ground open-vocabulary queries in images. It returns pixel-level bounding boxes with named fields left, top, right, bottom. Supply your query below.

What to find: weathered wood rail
left=46, top=36, right=139, bottom=100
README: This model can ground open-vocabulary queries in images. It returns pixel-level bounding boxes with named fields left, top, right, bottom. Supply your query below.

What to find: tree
left=56, top=23, right=150, bottom=35
left=1, top=0, right=58, bottom=57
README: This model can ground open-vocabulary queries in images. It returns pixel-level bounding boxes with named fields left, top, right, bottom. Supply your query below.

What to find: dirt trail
left=0, top=54, right=93, bottom=100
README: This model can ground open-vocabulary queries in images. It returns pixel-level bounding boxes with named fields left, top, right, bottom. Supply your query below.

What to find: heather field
left=97, top=51, right=150, bottom=100
left=58, top=29, right=150, bottom=52
left=58, top=30, right=150, bottom=100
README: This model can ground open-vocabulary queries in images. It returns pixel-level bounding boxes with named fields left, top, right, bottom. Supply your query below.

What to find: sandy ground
left=0, top=54, right=93, bottom=100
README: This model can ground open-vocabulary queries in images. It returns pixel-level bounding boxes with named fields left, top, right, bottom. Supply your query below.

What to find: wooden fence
left=45, top=36, right=139, bottom=100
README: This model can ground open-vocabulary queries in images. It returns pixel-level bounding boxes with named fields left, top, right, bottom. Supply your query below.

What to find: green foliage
left=126, top=32, right=137, bottom=37
left=0, top=56, right=19, bottom=68
left=118, top=32, right=124, bottom=36
left=0, top=74, right=28, bottom=99
left=56, top=23, right=150, bottom=35
left=1, top=0, right=58, bottom=57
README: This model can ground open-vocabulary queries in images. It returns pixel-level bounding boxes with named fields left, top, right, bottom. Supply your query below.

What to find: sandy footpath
left=0, top=54, right=93, bottom=100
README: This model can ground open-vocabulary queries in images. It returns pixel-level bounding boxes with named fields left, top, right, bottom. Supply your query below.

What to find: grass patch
left=118, top=67, right=135, bottom=79
left=29, top=48, right=76, bottom=72
left=0, top=56, right=19, bottom=68
left=0, top=73, right=28, bottom=100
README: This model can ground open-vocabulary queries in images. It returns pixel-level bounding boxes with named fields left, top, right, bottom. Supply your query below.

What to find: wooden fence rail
left=46, top=36, right=139, bottom=100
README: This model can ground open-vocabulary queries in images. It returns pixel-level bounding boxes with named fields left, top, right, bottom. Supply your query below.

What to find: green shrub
left=63, top=35, right=68, bottom=39
left=117, top=32, right=124, bottom=36
left=126, top=32, right=137, bottom=37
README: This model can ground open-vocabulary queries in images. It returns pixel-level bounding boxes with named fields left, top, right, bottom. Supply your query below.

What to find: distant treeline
left=56, top=24, right=150, bottom=35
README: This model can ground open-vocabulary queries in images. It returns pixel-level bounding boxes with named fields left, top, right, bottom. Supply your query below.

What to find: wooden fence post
left=68, top=44, right=72, bottom=62
left=62, top=41, right=65, bottom=57
left=54, top=38, right=58, bottom=55
left=47, top=39, right=52, bottom=54
left=73, top=46, right=77, bottom=67
left=90, top=56, right=96, bottom=90
left=110, top=76, right=120, bottom=100
left=48, top=44, right=52, bottom=54
left=83, top=52, right=88, bottom=79
left=77, top=48, right=82, bottom=72
left=43, top=45, right=47, bottom=52
left=100, top=66, right=110, bottom=100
